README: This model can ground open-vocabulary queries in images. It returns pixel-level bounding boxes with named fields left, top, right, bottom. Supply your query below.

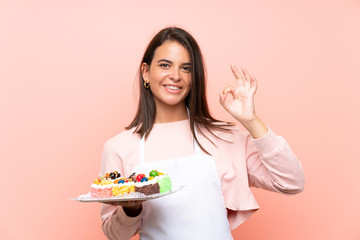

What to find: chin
left=164, top=101, right=184, bottom=106
left=163, top=96, right=186, bottom=104
left=157, top=98, right=186, bottom=108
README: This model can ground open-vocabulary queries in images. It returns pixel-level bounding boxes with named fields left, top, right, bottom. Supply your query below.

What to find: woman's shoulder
left=198, top=122, right=250, bottom=148
left=103, top=128, right=140, bottom=152
left=201, top=123, right=249, bottom=140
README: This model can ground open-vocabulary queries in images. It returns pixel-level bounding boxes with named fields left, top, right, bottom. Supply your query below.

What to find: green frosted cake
left=149, top=170, right=172, bottom=193
left=157, top=175, right=172, bottom=193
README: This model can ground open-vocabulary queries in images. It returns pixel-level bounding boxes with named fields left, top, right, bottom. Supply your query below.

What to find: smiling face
left=142, top=40, right=192, bottom=113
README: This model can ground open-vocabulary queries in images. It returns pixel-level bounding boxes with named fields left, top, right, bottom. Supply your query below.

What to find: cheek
left=150, top=72, right=168, bottom=82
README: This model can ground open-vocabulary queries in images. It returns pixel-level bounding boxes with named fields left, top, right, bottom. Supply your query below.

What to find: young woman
left=99, top=27, right=304, bottom=240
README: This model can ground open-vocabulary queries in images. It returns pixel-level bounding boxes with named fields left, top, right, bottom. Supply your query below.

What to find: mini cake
left=90, top=171, right=122, bottom=198
left=112, top=181, right=135, bottom=196
left=135, top=179, right=160, bottom=195
left=90, top=184, right=113, bottom=198
left=156, top=175, right=172, bottom=193
left=133, top=172, right=160, bottom=196
left=150, top=170, right=172, bottom=194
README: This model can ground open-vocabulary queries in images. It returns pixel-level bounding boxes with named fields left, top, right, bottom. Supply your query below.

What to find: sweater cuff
left=251, top=127, right=284, bottom=158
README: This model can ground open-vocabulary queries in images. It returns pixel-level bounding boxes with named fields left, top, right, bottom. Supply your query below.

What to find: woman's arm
left=101, top=203, right=142, bottom=240
left=245, top=129, right=305, bottom=194
left=100, top=140, right=143, bottom=239
left=220, top=65, right=304, bottom=193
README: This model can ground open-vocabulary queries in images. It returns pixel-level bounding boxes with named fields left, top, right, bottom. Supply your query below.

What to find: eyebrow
left=157, top=59, right=191, bottom=65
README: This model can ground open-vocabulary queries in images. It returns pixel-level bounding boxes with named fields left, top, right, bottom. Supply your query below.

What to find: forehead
left=153, top=40, right=191, bottom=62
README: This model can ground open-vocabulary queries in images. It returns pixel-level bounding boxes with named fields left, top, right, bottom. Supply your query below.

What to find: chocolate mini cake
left=135, top=181, right=160, bottom=195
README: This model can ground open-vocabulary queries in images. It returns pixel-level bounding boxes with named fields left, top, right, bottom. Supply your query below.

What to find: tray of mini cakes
left=72, top=170, right=181, bottom=203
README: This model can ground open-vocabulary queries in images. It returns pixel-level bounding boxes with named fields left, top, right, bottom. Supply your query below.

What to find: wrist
left=123, top=203, right=143, bottom=217
left=240, top=115, right=268, bottom=139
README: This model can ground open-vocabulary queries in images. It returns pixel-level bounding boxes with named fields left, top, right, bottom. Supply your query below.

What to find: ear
left=141, top=63, right=149, bottom=83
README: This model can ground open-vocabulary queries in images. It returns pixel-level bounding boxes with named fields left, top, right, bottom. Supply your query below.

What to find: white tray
left=71, top=186, right=184, bottom=203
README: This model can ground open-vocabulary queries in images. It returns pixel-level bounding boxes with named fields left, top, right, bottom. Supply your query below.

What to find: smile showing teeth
left=165, top=85, right=181, bottom=90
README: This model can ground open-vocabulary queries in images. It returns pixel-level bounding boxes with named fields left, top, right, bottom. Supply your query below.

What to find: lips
left=164, top=85, right=181, bottom=90
left=163, top=84, right=182, bottom=93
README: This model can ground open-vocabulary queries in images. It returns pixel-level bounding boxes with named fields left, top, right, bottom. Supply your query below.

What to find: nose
left=169, top=68, right=180, bottom=81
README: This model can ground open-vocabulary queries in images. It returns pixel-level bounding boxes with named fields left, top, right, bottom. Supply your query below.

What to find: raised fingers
left=242, top=68, right=252, bottom=87
left=230, top=64, right=245, bottom=86
left=232, top=65, right=258, bottom=92
left=250, top=73, right=258, bottom=93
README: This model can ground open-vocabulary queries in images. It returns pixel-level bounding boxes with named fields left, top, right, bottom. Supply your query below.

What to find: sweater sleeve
left=99, top=140, right=143, bottom=240
left=101, top=204, right=142, bottom=240
left=246, top=128, right=305, bottom=194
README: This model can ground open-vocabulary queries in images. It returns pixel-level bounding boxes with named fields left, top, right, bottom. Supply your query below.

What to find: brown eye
left=182, top=66, right=192, bottom=72
left=160, top=63, right=170, bottom=68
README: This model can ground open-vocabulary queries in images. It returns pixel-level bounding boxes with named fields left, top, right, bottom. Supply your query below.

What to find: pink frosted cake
left=90, top=171, right=126, bottom=198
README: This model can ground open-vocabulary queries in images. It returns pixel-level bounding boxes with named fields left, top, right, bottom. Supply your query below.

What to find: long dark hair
left=126, top=27, right=233, bottom=154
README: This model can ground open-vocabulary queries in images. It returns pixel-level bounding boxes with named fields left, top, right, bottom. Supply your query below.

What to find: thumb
left=219, top=92, right=231, bottom=112
left=219, top=93, right=226, bottom=106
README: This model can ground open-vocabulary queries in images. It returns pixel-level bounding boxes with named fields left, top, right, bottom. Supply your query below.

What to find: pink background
left=1, top=0, right=359, bottom=239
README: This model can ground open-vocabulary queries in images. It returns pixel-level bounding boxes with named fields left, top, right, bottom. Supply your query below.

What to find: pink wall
left=1, top=0, right=359, bottom=239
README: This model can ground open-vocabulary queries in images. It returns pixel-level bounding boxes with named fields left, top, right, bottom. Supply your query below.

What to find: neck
left=154, top=103, right=188, bottom=123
